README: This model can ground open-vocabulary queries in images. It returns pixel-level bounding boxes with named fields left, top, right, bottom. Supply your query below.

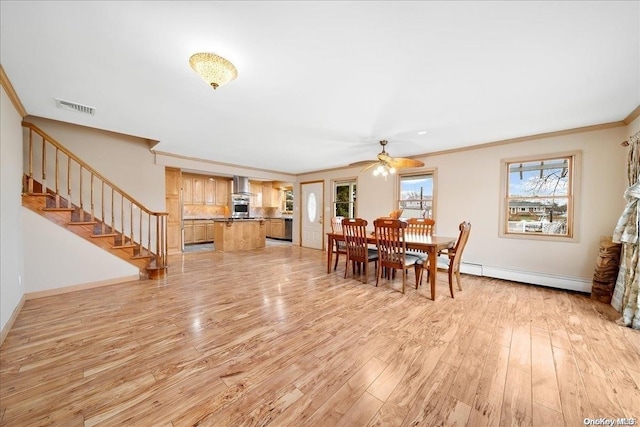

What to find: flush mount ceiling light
left=189, top=52, right=238, bottom=90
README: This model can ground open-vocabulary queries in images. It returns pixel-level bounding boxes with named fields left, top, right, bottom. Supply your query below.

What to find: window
left=334, top=180, right=356, bottom=218
left=283, top=190, right=293, bottom=212
left=399, top=172, right=435, bottom=219
left=501, top=152, right=580, bottom=240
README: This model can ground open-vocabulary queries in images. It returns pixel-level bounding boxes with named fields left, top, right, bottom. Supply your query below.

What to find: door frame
left=299, top=180, right=325, bottom=250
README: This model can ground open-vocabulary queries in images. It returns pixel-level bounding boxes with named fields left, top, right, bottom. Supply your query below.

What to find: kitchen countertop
left=183, top=217, right=262, bottom=221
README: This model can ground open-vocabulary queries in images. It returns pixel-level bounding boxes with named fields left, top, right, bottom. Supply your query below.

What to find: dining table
left=326, top=231, right=458, bottom=300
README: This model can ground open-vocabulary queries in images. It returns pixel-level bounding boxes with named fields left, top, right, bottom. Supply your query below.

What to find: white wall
left=25, top=116, right=166, bottom=211
left=299, top=124, right=629, bottom=292
left=0, top=86, right=26, bottom=332
left=22, top=209, right=139, bottom=293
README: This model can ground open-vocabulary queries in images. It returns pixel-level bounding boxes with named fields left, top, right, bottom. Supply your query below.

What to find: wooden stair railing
left=21, top=121, right=168, bottom=279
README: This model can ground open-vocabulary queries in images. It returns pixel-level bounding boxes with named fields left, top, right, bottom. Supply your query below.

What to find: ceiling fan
left=349, top=140, right=425, bottom=175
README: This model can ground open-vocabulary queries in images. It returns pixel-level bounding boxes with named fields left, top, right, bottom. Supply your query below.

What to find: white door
left=301, top=181, right=324, bottom=250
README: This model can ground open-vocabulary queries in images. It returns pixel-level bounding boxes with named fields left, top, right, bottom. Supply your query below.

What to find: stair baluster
left=21, top=121, right=168, bottom=278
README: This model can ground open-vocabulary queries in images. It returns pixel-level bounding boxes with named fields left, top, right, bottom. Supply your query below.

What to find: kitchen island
left=213, top=218, right=266, bottom=251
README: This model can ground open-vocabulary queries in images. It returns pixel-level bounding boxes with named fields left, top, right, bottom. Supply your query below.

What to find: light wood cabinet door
left=273, top=189, right=283, bottom=210
left=194, top=222, right=207, bottom=242
left=205, top=179, right=216, bottom=205
left=271, top=219, right=284, bottom=239
left=192, top=178, right=205, bottom=204
left=182, top=177, right=192, bottom=205
left=165, top=167, right=182, bottom=254
left=265, top=219, right=272, bottom=237
left=206, top=222, right=215, bottom=241
left=262, top=183, right=273, bottom=207
left=166, top=168, right=181, bottom=197
left=183, top=220, right=194, bottom=244
left=250, top=182, right=262, bottom=207
left=216, top=179, right=229, bottom=206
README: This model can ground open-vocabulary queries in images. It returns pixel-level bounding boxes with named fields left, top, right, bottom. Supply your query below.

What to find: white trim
left=498, top=150, right=582, bottom=243
left=0, top=294, right=26, bottom=347
left=25, top=275, right=140, bottom=300
left=466, top=264, right=591, bottom=293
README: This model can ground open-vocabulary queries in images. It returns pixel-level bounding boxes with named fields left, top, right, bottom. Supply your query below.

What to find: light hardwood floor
left=1, top=245, right=639, bottom=426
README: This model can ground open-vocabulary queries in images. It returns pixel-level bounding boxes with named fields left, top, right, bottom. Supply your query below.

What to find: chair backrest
left=373, top=218, right=408, bottom=270
left=406, top=218, right=435, bottom=236
left=450, top=222, right=471, bottom=269
left=342, top=218, right=370, bottom=262
left=331, top=216, right=345, bottom=234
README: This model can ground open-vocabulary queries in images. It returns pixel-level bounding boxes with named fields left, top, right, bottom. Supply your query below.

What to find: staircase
left=20, top=121, right=168, bottom=279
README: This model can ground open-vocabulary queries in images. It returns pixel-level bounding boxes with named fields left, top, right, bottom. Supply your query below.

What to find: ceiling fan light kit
left=189, top=52, right=238, bottom=89
left=373, top=163, right=396, bottom=176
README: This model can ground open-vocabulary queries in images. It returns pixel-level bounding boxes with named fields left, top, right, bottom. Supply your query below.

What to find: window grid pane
left=505, top=155, right=573, bottom=237
left=399, top=173, right=434, bottom=219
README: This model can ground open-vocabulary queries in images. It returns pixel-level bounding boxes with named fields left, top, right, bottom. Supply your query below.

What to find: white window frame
left=398, top=170, right=437, bottom=221
left=499, top=151, right=581, bottom=242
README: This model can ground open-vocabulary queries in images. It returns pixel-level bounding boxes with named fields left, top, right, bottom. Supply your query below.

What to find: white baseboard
left=0, top=294, right=26, bottom=347
left=461, top=262, right=591, bottom=293
left=25, top=275, right=140, bottom=300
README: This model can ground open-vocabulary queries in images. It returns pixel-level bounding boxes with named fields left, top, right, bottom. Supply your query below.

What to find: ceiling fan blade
left=389, top=157, right=425, bottom=169
left=348, top=160, right=377, bottom=167
left=360, top=162, right=380, bottom=172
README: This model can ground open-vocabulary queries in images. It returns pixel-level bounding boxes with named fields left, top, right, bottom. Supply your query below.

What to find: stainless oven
left=231, top=194, right=250, bottom=218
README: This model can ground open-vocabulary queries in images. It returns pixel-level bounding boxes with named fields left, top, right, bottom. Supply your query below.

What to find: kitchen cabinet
left=183, top=219, right=215, bottom=245
left=182, top=178, right=193, bottom=204
left=216, top=179, right=229, bottom=206
left=270, top=218, right=285, bottom=239
left=192, top=178, right=205, bottom=204
left=205, top=179, right=216, bottom=205
left=183, top=175, right=230, bottom=207
left=265, top=219, right=272, bottom=237
left=193, top=221, right=207, bottom=242
left=261, top=182, right=283, bottom=208
left=183, top=220, right=194, bottom=244
left=250, top=182, right=263, bottom=207
left=206, top=222, right=215, bottom=241
left=262, top=183, right=273, bottom=207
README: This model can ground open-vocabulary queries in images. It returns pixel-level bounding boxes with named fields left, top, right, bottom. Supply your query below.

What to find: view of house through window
left=505, top=154, right=575, bottom=237
left=399, top=173, right=434, bottom=218
left=334, top=180, right=356, bottom=218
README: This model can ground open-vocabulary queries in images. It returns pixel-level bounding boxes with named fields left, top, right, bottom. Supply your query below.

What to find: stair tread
left=23, top=170, right=165, bottom=279
left=43, top=207, right=75, bottom=212
left=112, top=244, right=137, bottom=249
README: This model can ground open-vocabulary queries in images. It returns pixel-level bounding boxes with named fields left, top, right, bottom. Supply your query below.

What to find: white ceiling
left=1, top=1, right=639, bottom=175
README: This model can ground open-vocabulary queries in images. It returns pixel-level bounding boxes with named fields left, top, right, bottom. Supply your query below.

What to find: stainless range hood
left=232, top=175, right=251, bottom=195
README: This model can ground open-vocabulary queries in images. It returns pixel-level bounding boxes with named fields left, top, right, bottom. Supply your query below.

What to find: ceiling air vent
left=55, top=98, right=96, bottom=116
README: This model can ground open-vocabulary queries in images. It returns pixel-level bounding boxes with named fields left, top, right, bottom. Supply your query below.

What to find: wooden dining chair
left=373, top=218, right=423, bottom=294
left=406, top=217, right=435, bottom=259
left=341, top=218, right=379, bottom=284
left=406, top=217, right=435, bottom=236
left=330, top=216, right=347, bottom=271
left=417, top=221, right=471, bottom=298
